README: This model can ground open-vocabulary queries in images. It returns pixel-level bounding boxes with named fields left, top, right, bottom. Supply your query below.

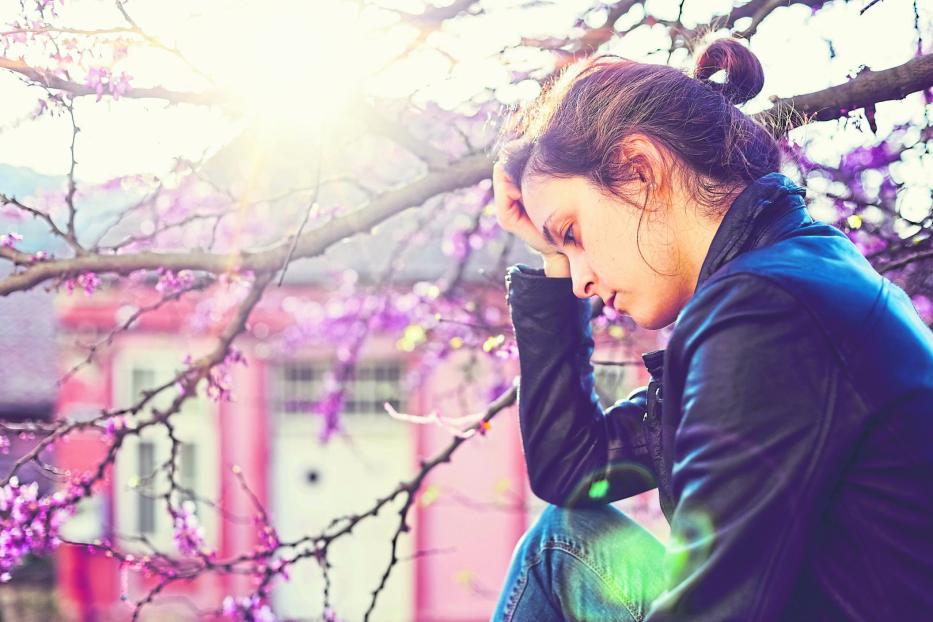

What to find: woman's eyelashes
left=562, top=224, right=577, bottom=246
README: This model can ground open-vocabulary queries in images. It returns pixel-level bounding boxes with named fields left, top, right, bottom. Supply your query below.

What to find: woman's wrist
left=541, top=253, right=571, bottom=278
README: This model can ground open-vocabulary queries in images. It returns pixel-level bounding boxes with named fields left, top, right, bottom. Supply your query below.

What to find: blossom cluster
left=103, top=415, right=127, bottom=438
left=155, top=268, right=197, bottom=297
left=84, top=66, right=133, bottom=101
left=207, top=347, right=248, bottom=402
left=64, top=272, right=102, bottom=296
left=170, top=499, right=211, bottom=558
left=179, top=346, right=248, bottom=402
left=0, top=232, right=22, bottom=248
left=0, top=477, right=76, bottom=582
left=221, top=594, right=277, bottom=621
left=252, top=512, right=280, bottom=556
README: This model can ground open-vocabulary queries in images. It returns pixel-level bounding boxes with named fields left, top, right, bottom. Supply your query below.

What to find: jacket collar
left=695, top=171, right=809, bottom=291
left=640, top=172, right=809, bottom=381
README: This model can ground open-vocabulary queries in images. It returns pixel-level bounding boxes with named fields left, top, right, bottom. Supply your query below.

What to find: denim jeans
left=491, top=504, right=668, bottom=622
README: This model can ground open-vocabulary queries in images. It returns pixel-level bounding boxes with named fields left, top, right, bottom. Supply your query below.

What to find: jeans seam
left=543, top=541, right=641, bottom=622
left=501, top=554, right=538, bottom=622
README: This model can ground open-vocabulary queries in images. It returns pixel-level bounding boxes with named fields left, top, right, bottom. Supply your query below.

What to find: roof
left=0, top=270, right=58, bottom=418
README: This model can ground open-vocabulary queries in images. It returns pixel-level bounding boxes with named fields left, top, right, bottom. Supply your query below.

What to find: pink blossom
left=83, top=67, right=132, bottom=101
left=221, top=594, right=277, bottom=621
left=0, top=233, right=23, bottom=248
left=170, top=500, right=209, bottom=557
left=111, top=72, right=132, bottom=99
left=84, top=67, right=107, bottom=100
left=847, top=230, right=886, bottom=257
left=253, top=514, right=280, bottom=553
left=31, top=99, right=48, bottom=119
left=156, top=268, right=196, bottom=296
left=64, top=272, right=102, bottom=296
left=0, top=476, right=75, bottom=581
left=103, top=416, right=126, bottom=438
left=195, top=347, right=248, bottom=402
left=442, top=229, right=470, bottom=260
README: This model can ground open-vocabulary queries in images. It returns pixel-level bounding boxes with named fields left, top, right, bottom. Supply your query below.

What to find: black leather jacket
left=505, top=172, right=933, bottom=620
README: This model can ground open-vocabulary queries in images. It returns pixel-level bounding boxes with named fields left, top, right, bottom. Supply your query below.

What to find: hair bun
left=693, top=38, right=764, bottom=106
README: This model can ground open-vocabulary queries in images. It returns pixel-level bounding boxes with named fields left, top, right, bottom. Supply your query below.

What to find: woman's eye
left=562, top=225, right=577, bottom=246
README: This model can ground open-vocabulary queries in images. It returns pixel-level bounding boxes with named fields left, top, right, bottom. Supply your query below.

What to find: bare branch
left=755, top=53, right=933, bottom=136
left=0, top=153, right=493, bottom=296
left=732, top=0, right=829, bottom=40
left=0, top=57, right=224, bottom=105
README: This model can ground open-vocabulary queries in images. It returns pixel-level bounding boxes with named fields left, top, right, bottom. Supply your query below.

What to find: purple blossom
left=103, top=416, right=126, bottom=438
left=0, top=477, right=75, bottom=581
left=170, top=500, right=208, bottom=557
left=205, top=347, right=248, bottom=402
left=847, top=230, right=887, bottom=257
left=221, top=594, right=277, bottom=621
left=111, top=72, right=132, bottom=99
left=64, top=272, right=102, bottom=296
left=155, top=268, right=196, bottom=296
left=315, top=386, right=346, bottom=443
left=37, top=0, right=65, bottom=15
left=83, top=67, right=133, bottom=101
left=254, top=513, right=280, bottom=553
left=442, top=229, right=470, bottom=260
left=31, top=99, right=48, bottom=120
left=84, top=67, right=107, bottom=100
left=0, top=233, right=23, bottom=248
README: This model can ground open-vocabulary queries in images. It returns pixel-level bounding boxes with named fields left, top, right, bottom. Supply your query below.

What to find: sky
left=0, top=0, right=930, bottom=215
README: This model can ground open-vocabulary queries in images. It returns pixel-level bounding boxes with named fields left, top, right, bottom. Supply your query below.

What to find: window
left=274, top=360, right=403, bottom=416
left=131, top=367, right=155, bottom=402
left=345, top=362, right=402, bottom=415
left=179, top=442, right=197, bottom=503
left=278, top=362, right=321, bottom=415
left=114, top=354, right=219, bottom=555
left=137, top=441, right=156, bottom=535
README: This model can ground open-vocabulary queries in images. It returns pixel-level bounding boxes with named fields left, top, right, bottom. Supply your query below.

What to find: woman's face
left=520, top=173, right=707, bottom=330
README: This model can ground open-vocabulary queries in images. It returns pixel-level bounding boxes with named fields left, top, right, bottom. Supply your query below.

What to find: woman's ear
left=619, top=133, right=665, bottom=190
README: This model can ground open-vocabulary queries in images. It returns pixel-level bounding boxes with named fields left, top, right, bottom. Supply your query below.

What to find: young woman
left=490, top=38, right=933, bottom=621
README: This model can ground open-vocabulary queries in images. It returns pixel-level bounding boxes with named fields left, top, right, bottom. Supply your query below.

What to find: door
left=270, top=358, right=415, bottom=621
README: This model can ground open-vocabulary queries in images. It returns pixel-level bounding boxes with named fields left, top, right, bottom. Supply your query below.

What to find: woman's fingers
left=492, top=161, right=553, bottom=255
left=492, top=162, right=521, bottom=229
left=493, top=162, right=527, bottom=229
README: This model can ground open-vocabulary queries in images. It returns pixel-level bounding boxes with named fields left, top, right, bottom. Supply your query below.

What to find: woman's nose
left=569, top=256, right=596, bottom=299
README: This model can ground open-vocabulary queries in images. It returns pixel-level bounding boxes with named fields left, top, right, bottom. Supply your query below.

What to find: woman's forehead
left=521, top=175, right=585, bottom=216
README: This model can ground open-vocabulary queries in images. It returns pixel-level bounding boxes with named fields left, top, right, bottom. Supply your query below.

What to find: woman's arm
left=646, top=275, right=850, bottom=621
left=506, top=263, right=658, bottom=507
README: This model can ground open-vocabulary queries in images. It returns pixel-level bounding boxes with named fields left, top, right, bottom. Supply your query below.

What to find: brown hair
left=496, top=37, right=781, bottom=217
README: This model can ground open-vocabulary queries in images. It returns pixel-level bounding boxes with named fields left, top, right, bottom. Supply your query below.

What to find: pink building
left=48, top=275, right=662, bottom=621
left=0, top=158, right=663, bottom=619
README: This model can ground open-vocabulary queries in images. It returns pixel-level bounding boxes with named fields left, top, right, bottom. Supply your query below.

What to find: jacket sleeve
left=506, top=263, right=657, bottom=507
left=646, top=275, right=852, bottom=621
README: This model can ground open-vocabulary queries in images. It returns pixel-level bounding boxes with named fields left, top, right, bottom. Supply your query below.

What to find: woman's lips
left=607, top=294, right=616, bottom=309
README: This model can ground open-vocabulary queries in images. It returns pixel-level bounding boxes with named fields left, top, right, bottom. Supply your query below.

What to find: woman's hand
left=493, top=160, right=570, bottom=277
left=492, top=160, right=550, bottom=255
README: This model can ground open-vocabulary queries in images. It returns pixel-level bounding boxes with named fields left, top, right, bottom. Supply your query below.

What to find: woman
left=490, top=38, right=933, bottom=621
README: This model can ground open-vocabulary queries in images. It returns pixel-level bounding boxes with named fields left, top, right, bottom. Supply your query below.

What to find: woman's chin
left=628, top=304, right=676, bottom=331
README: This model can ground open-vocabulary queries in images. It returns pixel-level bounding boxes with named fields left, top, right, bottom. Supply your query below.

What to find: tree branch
left=0, top=153, right=493, bottom=296
left=755, top=53, right=933, bottom=135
